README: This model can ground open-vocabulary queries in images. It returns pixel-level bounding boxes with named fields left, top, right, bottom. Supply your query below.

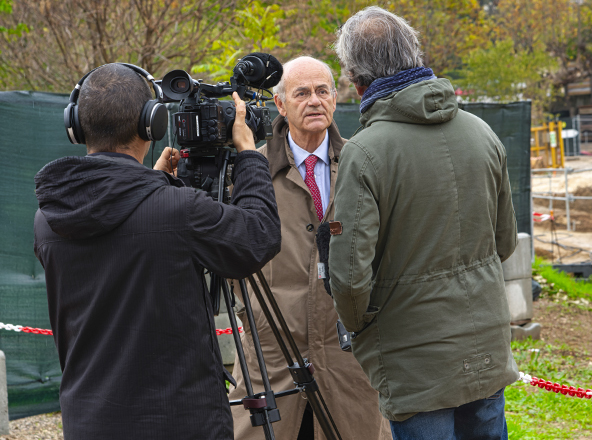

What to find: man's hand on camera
left=154, top=147, right=180, bottom=176
left=232, top=92, right=257, bottom=153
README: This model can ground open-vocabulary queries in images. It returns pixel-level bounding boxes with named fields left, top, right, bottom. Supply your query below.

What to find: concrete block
left=0, top=351, right=8, bottom=435
left=511, top=322, right=542, bottom=341
left=502, top=232, right=532, bottom=281
left=505, top=277, right=533, bottom=322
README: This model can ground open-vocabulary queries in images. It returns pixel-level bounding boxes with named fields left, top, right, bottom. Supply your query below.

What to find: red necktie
left=304, top=155, right=324, bottom=222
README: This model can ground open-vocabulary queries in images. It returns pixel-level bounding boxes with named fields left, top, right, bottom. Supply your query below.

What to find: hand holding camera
left=153, top=146, right=181, bottom=175
left=231, top=92, right=257, bottom=153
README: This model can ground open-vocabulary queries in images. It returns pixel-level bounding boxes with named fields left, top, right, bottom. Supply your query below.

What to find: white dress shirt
left=288, top=130, right=331, bottom=215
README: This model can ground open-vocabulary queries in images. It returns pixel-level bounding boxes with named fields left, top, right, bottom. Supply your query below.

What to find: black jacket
left=34, top=151, right=281, bottom=439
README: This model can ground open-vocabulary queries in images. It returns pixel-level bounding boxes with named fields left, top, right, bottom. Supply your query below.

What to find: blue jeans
left=390, top=388, right=508, bottom=440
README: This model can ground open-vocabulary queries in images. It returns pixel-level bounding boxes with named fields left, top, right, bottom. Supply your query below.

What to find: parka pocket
left=352, top=305, right=381, bottom=338
left=462, top=353, right=494, bottom=373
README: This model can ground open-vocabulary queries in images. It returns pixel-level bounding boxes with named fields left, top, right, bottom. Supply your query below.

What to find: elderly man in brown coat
left=228, top=56, right=391, bottom=440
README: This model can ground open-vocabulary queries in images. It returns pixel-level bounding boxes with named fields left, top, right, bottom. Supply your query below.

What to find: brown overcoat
left=229, top=116, right=391, bottom=440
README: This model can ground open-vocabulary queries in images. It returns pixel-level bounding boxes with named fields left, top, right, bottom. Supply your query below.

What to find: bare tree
left=0, top=0, right=239, bottom=91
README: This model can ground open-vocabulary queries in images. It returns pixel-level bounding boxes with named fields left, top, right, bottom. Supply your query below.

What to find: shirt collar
left=287, top=130, right=330, bottom=168
left=88, top=152, right=140, bottom=163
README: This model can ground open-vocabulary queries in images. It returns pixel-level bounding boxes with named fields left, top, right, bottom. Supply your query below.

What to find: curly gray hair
left=333, top=6, right=424, bottom=87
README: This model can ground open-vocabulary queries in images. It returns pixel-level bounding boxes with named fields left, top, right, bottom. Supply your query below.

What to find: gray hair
left=274, top=56, right=336, bottom=102
left=333, top=6, right=424, bottom=87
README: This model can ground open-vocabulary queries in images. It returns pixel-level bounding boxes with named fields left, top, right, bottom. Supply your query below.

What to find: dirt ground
left=534, top=297, right=592, bottom=355
left=532, top=154, right=592, bottom=264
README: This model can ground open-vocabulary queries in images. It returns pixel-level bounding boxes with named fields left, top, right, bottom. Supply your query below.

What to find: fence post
left=548, top=172, right=553, bottom=212
left=0, top=350, right=8, bottom=435
left=565, top=168, right=571, bottom=232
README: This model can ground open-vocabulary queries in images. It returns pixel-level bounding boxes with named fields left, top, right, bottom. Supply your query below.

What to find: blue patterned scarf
left=360, top=67, right=436, bottom=113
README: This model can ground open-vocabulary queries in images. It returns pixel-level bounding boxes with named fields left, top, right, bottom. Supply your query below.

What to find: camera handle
left=208, top=150, right=342, bottom=440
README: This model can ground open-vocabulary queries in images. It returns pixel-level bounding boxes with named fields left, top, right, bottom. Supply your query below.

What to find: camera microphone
left=233, top=53, right=283, bottom=89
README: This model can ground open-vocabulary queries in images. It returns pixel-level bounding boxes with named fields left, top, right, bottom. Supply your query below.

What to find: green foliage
left=506, top=339, right=592, bottom=439
left=297, top=0, right=357, bottom=73
left=389, top=0, right=489, bottom=77
left=533, top=257, right=592, bottom=303
left=0, top=0, right=28, bottom=36
left=193, top=1, right=293, bottom=82
left=0, top=22, right=28, bottom=36
left=0, top=0, right=12, bottom=14
left=457, top=38, right=557, bottom=103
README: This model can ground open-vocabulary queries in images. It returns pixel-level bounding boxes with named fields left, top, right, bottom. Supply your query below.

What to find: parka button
left=306, top=224, right=314, bottom=232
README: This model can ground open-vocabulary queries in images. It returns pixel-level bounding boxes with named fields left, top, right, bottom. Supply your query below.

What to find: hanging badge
left=318, top=262, right=327, bottom=279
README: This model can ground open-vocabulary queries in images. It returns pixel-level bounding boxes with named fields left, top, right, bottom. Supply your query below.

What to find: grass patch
left=533, top=256, right=592, bottom=304
left=507, top=340, right=592, bottom=439
left=506, top=260, right=592, bottom=438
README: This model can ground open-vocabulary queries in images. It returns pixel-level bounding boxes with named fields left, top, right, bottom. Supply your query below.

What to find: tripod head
left=177, top=148, right=235, bottom=204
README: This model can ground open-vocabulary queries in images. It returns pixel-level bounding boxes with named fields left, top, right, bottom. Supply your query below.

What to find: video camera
left=158, top=53, right=283, bottom=194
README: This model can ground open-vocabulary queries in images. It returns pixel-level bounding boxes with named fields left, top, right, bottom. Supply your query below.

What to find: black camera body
left=174, top=97, right=273, bottom=155
left=159, top=53, right=282, bottom=197
left=160, top=52, right=282, bottom=155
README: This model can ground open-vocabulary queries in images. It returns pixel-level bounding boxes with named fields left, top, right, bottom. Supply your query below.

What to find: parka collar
left=360, top=78, right=458, bottom=127
left=265, top=115, right=344, bottom=180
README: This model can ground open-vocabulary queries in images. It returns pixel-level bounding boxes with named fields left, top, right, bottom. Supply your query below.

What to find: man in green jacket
left=329, top=6, right=519, bottom=440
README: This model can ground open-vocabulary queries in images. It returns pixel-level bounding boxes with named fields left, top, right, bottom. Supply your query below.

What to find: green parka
left=328, top=78, right=519, bottom=421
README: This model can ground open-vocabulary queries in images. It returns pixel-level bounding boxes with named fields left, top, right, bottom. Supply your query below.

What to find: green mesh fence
left=0, top=92, right=531, bottom=420
left=458, top=102, right=532, bottom=235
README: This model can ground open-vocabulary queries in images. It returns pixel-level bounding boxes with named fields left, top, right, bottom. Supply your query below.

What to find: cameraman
left=33, top=63, right=281, bottom=440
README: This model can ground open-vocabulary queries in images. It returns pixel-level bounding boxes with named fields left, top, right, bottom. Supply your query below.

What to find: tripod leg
left=221, top=280, right=254, bottom=397
left=302, top=385, right=343, bottom=440
left=238, top=279, right=277, bottom=439
left=252, top=272, right=306, bottom=366
left=239, top=280, right=273, bottom=393
left=245, top=276, right=293, bottom=366
left=250, top=271, right=343, bottom=440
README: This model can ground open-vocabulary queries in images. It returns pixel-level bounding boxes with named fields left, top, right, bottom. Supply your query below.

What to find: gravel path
left=0, top=413, right=63, bottom=440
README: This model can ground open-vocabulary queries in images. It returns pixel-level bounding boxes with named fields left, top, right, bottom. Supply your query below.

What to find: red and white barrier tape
left=533, top=211, right=553, bottom=222
left=216, top=326, right=244, bottom=336
left=0, top=322, right=243, bottom=337
left=1, top=323, right=591, bottom=398
left=518, top=372, right=592, bottom=399
left=0, top=322, right=53, bottom=335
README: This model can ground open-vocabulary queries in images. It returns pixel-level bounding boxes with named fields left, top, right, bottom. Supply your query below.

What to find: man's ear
left=354, top=84, right=368, bottom=97
left=274, top=94, right=287, bottom=117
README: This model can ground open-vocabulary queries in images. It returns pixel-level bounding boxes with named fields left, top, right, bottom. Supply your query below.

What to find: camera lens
left=171, top=78, right=189, bottom=94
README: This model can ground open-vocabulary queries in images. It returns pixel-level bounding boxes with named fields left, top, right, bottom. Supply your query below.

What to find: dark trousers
left=390, top=388, right=508, bottom=440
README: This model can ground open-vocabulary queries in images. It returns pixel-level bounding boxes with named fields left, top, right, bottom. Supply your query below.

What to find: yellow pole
left=557, top=121, right=565, bottom=168
left=549, top=122, right=557, bottom=168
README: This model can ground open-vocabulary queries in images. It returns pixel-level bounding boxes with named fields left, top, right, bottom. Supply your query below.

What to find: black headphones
left=64, top=63, right=169, bottom=144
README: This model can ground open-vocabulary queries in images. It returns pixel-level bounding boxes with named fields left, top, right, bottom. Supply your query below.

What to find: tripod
left=200, top=149, right=342, bottom=440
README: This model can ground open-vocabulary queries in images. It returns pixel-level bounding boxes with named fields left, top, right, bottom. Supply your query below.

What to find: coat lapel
left=266, top=115, right=345, bottom=216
